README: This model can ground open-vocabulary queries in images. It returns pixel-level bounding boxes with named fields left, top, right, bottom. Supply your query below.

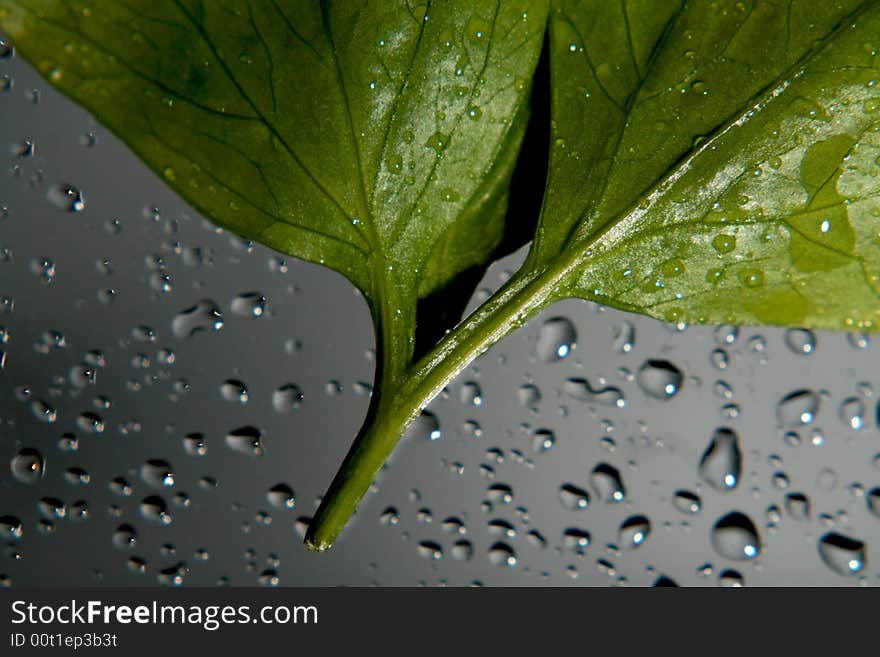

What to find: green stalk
left=304, top=253, right=579, bottom=551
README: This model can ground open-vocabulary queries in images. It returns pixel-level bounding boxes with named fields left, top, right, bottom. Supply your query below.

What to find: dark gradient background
left=1, top=46, right=879, bottom=587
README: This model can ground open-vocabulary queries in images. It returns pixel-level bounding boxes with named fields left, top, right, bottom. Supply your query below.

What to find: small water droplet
left=112, top=524, right=137, bottom=550
left=272, top=383, right=303, bottom=412
left=559, top=483, right=590, bottom=510
left=699, top=427, right=742, bottom=491
left=777, top=389, right=819, bottom=427
left=10, top=448, right=45, bottom=484
left=818, top=532, right=866, bottom=576
left=220, top=379, right=249, bottom=404
left=637, top=359, right=683, bottom=399
left=711, top=511, right=761, bottom=561
left=536, top=317, right=577, bottom=361
left=784, top=328, right=816, bottom=355
left=673, top=490, right=702, bottom=514
left=171, top=300, right=223, bottom=338
left=225, top=426, right=264, bottom=456
left=267, top=483, right=295, bottom=509
left=231, top=292, right=267, bottom=318
left=487, top=542, right=517, bottom=567
left=590, top=463, right=625, bottom=502
left=47, top=183, right=85, bottom=212
left=619, top=515, right=651, bottom=548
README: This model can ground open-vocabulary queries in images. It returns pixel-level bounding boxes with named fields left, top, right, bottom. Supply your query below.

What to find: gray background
left=1, top=46, right=879, bottom=587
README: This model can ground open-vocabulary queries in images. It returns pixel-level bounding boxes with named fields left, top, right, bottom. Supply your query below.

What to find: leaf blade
left=537, top=0, right=880, bottom=331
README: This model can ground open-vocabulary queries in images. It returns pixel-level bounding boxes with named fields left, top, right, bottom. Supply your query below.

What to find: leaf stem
left=304, top=255, right=575, bottom=551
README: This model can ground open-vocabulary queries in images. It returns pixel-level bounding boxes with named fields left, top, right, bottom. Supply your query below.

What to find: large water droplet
left=711, top=511, right=761, bottom=561
left=536, top=317, right=576, bottom=362
left=699, top=427, right=742, bottom=491
left=637, top=359, right=683, bottom=399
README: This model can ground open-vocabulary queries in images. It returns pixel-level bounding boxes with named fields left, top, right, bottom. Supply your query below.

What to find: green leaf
left=0, top=0, right=548, bottom=383
left=532, top=0, right=880, bottom=331
left=5, top=0, right=880, bottom=552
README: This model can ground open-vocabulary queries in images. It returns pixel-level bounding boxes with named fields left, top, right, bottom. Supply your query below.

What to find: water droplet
left=777, top=389, right=819, bottom=427
left=10, top=448, right=44, bottom=484
left=784, top=328, right=816, bottom=355
left=590, top=463, right=625, bottom=502
left=866, top=487, right=880, bottom=518
left=0, top=516, right=23, bottom=540
left=562, top=528, right=591, bottom=554
left=424, top=131, right=450, bottom=152
left=612, top=320, right=635, bottom=353
left=517, top=383, right=541, bottom=406
left=140, top=496, right=172, bottom=525
left=785, top=492, right=811, bottom=520
left=417, top=541, right=443, bottom=560
left=838, top=397, right=865, bottom=430
left=451, top=540, right=473, bottom=561
left=140, top=459, right=174, bottom=487
left=225, top=426, right=264, bottom=456
left=536, top=316, right=577, bottom=361
left=531, top=428, right=555, bottom=453
left=637, top=359, right=683, bottom=399
left=171, top=300, right=223, bottom=338
left=264, top=483, right=295, bottom=510
left=564, top=378, right=625, bottom=407
left=711, top=511, right=761, bottom=561
left=47, top=183, right=85, bottom=212
left=559, top=483, right=590, bottom=510
left=220, top=379, right=249, bottom=403
left=711, top=233, right=736, bottom=254
left=459, top=381, right=483, bottom=406
left=487, top=483, right=513, bottom=505
left=619, top=515, right=651, bottom=548
left=231, top=292, right=267, bottom=318
left=673, top=490, right=702, bottom=514
left=408, top=411, right=441, bottom=441
left=38, top=497, right=66, bottom=519
left=699, top=427, right=742, bottom=491
left=487, top=542, right=517, bottom=567
left=272, top=384, right=303, bottom=412
left=818, top=532, right=866, bottom=576
left=112, top=524, right=137, bottom=550
left=182, top=433, right=207, bottom=457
